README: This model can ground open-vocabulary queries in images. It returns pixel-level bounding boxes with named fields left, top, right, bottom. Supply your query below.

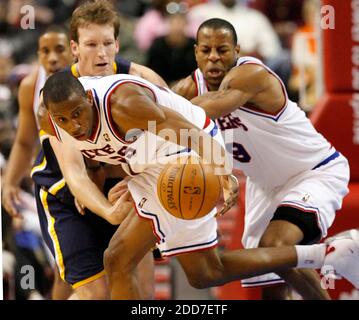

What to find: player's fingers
left=121, top=190, right=132, bottom=202
left=74, top=199, right=86, bottom=215
left=108, top=189, right=128, bottom=204
left=3, top=197, right=21, bottom=218
left=13, top=192, right=22, bottom=205
left=108, top=181, right=128, bottom=198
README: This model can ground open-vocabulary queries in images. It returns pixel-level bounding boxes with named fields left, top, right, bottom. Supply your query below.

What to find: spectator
left=134, top=0, right=196, bottom=51
left=147, top=13, right=197, bottom=85
left=288, top=0, right=318, bottom=111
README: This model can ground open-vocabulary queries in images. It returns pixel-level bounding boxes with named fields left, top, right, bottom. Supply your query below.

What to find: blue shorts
left=32, top=138, right=118, bottom=288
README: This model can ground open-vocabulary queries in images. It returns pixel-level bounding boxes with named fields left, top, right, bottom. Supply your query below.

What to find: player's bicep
left=111, top=83, right=166, bottom=131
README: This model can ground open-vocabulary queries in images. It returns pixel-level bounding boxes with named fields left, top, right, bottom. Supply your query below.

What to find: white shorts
left=241, top=152, right=350, bottom=287
left=128, top=120, right=224, bottom=257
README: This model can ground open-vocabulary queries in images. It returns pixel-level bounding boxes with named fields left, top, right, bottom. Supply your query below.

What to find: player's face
left=195, top=28, right=239, bottom=90
left=38, top=33, right=72, bottom=76
left=48, top=92, right=95, bottom=141
left=71, top=23, right=119, bottom=76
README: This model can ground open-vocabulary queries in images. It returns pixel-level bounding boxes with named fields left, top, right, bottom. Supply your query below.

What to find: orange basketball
left=157, top=156, right=222, bottom=219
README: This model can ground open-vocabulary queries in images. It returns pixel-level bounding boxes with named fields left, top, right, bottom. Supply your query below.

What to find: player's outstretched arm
left=49, top=137, right=131, bottom=225
left=191, top=64, right=279, bottom=118
left=2, top=74, right=39, bottom=218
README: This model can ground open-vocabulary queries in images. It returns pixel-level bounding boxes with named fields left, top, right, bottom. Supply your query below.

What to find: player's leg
left=177, top=234, right=359, bottom=290
left=176, top=244, right=311, bottom=289
left=259, top=215, right=330, bottom=300
left=51, top=266, right=73, bottom=300
left=104, top=212, right=158, bottom=299
left=72, top=274, right=109, bottom=299
left=103, top=177, right=156, bottom=299
left=34, top=185, right=111, bottom=299
left=103, top=207, right=359, bottom=297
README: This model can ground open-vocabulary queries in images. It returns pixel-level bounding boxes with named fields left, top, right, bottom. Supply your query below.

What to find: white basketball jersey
left=33, top=65, right=47, bottom=129
left=51, top=74, right=214, bottom=175
left=193, top=56, right=334, bottom=188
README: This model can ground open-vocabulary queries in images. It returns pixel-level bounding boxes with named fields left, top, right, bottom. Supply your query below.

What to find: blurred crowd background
left=1, top=0, right=321, bottom=299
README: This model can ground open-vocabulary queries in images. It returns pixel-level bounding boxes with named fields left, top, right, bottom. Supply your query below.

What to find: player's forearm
left=191, top=94, right=225, bottom=119
left=66, top=172, right=112, bottom=221
left=50, top=137, right=113, bottom=222
left=157, top=107, right=230, bottom=173
left=191, top=89, right=246, bottom=119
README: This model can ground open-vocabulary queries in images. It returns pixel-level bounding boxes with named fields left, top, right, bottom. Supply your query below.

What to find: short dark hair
left=43, top=72, right=86, bottom=108
left=196, top=18, right=238, bottom=45
left=40, top=24, right=69, bottom=40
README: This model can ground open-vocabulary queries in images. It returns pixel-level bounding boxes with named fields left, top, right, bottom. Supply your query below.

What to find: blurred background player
left=174, top=18, right=349, bottom=300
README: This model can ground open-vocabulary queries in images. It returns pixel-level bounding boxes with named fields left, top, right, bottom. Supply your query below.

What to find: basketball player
left=2, top=25, right=74, bottom=300
left=41, top=71, right=359, bottom=299
left=175, top=18, right=350, bottom=299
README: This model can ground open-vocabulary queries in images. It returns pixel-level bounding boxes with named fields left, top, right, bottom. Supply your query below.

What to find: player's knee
left=104, top=238, right=136, bottom=275
left=75, top=279, right=109, bottom=300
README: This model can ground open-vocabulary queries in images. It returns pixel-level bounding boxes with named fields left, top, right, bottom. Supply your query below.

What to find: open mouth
left=95, top=62, right=108, bottom=68
left=206, top=68, right=224, bottom=78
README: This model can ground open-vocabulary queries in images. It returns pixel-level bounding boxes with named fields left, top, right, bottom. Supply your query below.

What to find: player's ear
left=115, top=39, right=120, bottom=54
left=86, top=90, right=94, bottom=104
left=235, top=44, right=240, bottom=57
left=194, top=44, right=198, bottom=56
left=70, top=40, right=79, bottom=58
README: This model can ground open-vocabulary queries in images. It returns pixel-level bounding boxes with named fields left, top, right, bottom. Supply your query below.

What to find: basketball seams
left=193, top=161, right=206, bottom=219
left=157, top=165, right=166, bottom=210
left=178, top=159, right=188, bottom=219
left=215, top=174, right=222, bottom=211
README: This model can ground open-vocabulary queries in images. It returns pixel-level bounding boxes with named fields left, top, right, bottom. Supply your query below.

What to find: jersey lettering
left=217, top=114, right=248, bottom=131
left=227, top=142, right=251, bottom=163
left=80, top=144, right=116, bottom=159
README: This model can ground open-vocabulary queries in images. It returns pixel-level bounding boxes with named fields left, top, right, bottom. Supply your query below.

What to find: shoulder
left=171, top=75, right=197, bottom=100
left=18, top=68, right=38, bottom=96
left=129, top=63, right=167, bottom=87
left=115, top=56, right=131, bottom=74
